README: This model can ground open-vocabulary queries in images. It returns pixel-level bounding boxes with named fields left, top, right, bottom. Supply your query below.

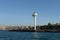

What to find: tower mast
left=32, top=11, right=38, bottom=30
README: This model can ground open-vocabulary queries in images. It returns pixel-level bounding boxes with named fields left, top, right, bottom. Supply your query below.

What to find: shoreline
left=8, top=30, right=60, bottom=32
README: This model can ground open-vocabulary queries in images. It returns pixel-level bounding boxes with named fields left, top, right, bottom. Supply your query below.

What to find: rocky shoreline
left=8, top=29, right=60, bottom=32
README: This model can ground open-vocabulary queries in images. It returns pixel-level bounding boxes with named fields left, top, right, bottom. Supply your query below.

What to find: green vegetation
left=37, top=23, right=60, bottom=32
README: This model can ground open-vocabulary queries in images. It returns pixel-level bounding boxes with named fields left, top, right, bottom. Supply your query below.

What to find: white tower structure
left=32, top=11, right=38, bottom=30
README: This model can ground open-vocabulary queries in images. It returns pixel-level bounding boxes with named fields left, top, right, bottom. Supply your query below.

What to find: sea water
left=0, top=31, right=60, bottom=40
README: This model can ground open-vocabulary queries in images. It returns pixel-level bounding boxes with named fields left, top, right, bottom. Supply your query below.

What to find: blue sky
left=0, top=0, right=60, bottom=26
